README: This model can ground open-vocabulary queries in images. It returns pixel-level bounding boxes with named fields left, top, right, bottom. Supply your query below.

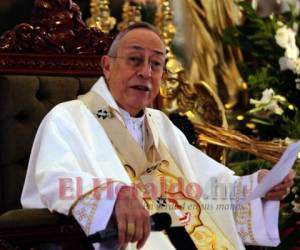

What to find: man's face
left=102, top=28, right=166, bottom=116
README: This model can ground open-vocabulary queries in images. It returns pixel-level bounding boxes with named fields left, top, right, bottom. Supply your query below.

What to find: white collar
left=91, top=76, right=145, bottom=122
left=118, top=106, right=145, bottom=124
left=91, top=77, right=121, bottom=113
left=91, top=76, right=159, bottom=149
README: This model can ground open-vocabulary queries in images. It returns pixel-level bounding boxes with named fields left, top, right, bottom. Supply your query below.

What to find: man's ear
left=101, top=55, right=112, bottom=79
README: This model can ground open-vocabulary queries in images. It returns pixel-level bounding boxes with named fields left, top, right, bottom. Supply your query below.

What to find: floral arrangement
left=223, top=0, right=300, bottom=248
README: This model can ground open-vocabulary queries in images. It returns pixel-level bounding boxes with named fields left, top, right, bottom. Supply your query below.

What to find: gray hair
left=107, top=22, right=164, bottom=57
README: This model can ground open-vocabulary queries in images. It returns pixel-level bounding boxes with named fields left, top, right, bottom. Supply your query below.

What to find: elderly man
left=21, top=22, right=294, bottom=250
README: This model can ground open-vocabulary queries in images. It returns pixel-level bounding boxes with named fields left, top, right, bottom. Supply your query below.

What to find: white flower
left=284, top=137, right=295, bottom=144
left=275, top=25, right=299, bottom=59
left=293, top=58, right=300, bottom=74
left=275, top=26, right=292, bottom=48
left=285, top=42, right=300, bottom=59
left=249, top=88, right=287, bottom=116
left=260, top=88, right=275, bottom=102
left=279, top=56, right=295, bottom=71
left=279, top=57, right=300, bottom=74
left=292, top=22, right=299, bottom=32
left=277, top=21, right=285, bottom=27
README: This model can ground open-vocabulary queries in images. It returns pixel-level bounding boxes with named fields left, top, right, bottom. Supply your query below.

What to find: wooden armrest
left=0, top=208, right=90, bottom=249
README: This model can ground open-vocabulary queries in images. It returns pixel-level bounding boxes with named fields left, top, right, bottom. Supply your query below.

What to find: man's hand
left=115, top=186, right=150, bottom=249
left=258, top=169, right=296, bottom=200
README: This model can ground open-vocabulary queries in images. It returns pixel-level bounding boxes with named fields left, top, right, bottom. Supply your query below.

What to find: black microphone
left=87, top=212, right=172, bottom=243
left=165, top=227, right=197, bottom=250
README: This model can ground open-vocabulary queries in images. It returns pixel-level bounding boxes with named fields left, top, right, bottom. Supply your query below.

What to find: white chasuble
left=21, top=77, right=280, bottom=250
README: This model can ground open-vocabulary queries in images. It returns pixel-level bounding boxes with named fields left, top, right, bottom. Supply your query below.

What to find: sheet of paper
left=242, top=140, right=300, bottom=204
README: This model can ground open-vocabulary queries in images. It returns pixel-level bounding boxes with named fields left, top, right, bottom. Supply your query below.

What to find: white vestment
left=21, top=77, right=280, bottom=250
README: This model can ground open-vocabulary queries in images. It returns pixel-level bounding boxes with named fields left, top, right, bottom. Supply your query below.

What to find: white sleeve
left=21, top=104, right=130, bottom=249
left=71, top=184, right=125, bottom=250
left=232, top=171, right=280, bottom=246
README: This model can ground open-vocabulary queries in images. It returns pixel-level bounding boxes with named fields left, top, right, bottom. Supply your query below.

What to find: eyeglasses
left=109, top=54, right=165, bottom=73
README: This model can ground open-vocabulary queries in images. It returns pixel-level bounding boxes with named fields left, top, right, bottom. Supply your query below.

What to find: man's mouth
left=130, top=85, right=151, bottom=92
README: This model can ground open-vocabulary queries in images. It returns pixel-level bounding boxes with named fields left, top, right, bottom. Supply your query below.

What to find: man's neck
left=118, top=107, right=145, bottom=120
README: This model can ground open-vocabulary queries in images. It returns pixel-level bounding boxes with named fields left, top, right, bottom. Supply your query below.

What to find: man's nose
left=137, top=60, right=152, bottom=78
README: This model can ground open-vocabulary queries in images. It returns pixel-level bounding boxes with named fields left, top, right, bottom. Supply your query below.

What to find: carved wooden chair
left=0, top=1, right=113, bottom=249
left=0, top=73, right=99, bottom=249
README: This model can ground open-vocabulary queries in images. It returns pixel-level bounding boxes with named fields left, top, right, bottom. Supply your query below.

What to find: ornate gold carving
left=159, top=75, right=226, bottom=127
left=117, top=1, right=142, bottom=31
left=155, top=0, right=224, bottom=126
left=86, top=0, right=116, bottom=33
left=155, top=0, right=176, bottom=49
left=155, top=0, right=181, bottom=79
left=154, top=0, right=227, bottom=162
